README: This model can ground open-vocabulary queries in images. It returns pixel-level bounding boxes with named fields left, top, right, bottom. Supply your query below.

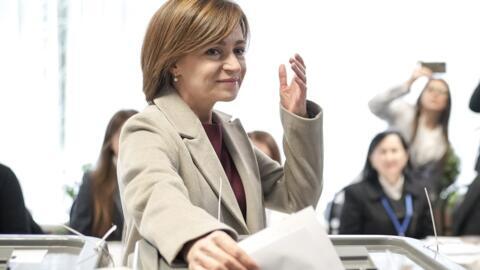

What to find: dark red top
left=202, top=121, right=247, bottom=219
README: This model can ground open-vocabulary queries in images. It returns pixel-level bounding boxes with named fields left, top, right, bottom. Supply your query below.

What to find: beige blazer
left=118, top=87, right=323, bottom=265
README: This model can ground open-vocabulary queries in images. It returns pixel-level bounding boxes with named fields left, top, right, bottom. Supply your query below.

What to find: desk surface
left=0, top=235, right=109, bottom=270
left=129, top=235, right=467, bottom=270
left=107, top=236, right=480, bottom=270
left=423, top=236, right=480, bottom=270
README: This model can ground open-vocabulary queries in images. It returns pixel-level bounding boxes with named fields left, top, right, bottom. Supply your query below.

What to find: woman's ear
left=170, top=63, right=179, bottom=77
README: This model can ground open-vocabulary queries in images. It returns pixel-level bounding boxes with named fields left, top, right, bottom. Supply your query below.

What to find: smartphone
left=420, top=62, right=446, bottom=73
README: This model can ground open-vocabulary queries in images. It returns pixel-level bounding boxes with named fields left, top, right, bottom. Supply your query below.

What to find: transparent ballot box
left=0, top=234, right=110, bottom=270
left=330, top=235, right=464, bottom=270
left=132, top=235, right=465, bottom=270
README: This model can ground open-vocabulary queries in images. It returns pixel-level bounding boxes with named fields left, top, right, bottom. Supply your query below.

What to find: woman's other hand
left=279, top=53, right=308, bottom=117
left=186, top=231, right=259, bottom=270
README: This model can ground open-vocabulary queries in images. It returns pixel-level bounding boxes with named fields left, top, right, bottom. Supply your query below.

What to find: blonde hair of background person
left=70, top=109, right=137, bottom=240
left=118, top=0, right=324, bottom=269
left=248, top=130, right=281, bottom=164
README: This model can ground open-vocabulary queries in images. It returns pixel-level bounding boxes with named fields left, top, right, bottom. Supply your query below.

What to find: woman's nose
left=223, top=54, right=242, bottom=73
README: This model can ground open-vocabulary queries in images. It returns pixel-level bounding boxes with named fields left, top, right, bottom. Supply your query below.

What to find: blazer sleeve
left=0, top=165, right=31, bottom=233
left=118, top=114, right=236, bottom=265
left=368, top=84, right=411, bottom=125
left=258, top=100, right=323, bottom=213
left=339, top=186, right=364, bottom=234
left=470, top=81, right=480, bottom=113
left=69, top=173, right=94, bottom=236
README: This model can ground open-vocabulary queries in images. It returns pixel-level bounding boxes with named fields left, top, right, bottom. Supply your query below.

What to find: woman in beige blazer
left=118, top=0, right=324, bottom=269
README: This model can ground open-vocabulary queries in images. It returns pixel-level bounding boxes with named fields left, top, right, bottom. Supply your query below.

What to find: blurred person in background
left=0, top=163, right=43, bottom=234
left=248, top=130, right=281, bottom=164
left=369, top=67, right=459, bottom=202
left=452, top=82, right=480, bottom=235
left=470, top=81, right=480, bottom=174
left=69, top=109, right=137, bottom=240
left=339, top=131, right=432, bottom=239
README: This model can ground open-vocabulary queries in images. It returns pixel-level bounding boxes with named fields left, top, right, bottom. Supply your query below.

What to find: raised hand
left=408, top=66, right=433, bottom=85
left=279, top=53, right=308, bottom=117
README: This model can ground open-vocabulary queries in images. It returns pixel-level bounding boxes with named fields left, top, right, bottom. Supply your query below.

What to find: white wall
left=228, top=0, right=480, bottom=216
left=0, top=0, right=479, bottom=224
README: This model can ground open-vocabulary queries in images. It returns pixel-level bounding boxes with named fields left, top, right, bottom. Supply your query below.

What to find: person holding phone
left=117, top=0, right=324, bottom=268
left=368, top=66, right=458, bottom=202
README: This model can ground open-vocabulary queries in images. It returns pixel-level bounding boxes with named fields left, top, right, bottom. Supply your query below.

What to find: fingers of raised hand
left=291, top=53, right=306, bottom=69
left=278, top=64, right=288, bottom=89
left=289, top=54, right=307, bottom=86
left=294, top=76, right=307, bottom=91
left=291, top=63, right=307, bottom=86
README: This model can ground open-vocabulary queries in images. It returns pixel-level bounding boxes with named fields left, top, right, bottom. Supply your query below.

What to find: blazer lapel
left=184, top=138, right=249, bottom=232
left=219, top=114, right=264, bottom=232
left=153, top=88, right=248, bottom=232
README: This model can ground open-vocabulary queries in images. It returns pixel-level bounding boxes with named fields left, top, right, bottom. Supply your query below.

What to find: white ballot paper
left=239, top=207, right=345, bottom=270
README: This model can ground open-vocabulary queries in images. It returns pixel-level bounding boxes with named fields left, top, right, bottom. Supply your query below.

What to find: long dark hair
left=362, top=131, right=410, bottom=183
left=411, top=78, right=451, bottom=143
left=91, top=109, right=137, bottom=237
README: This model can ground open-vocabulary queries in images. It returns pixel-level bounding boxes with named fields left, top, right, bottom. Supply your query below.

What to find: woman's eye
left=234, top=47, right=246, bottom=56
left=206, top=48, right=221, bottom=56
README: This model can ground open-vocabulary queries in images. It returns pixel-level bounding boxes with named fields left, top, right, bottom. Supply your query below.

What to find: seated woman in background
left=247, top=130, right=281, bottom=164
left=369, top=67, right=458, bottom=201
left=69, top=109, right=137, bottom=240
left=339, top=131, right=433, bottom=239
left=0, top=163, right=43, bottom=234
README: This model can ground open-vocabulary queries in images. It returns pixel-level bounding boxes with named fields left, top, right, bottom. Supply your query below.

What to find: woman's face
left=370, top=134, right=408, bottom=179
left=420, top=80, right=449, bottom=112
left=172, top=25, right=246, bottom=106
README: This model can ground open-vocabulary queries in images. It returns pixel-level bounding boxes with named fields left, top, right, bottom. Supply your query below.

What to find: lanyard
left=381, top=193, right=413, bottom=237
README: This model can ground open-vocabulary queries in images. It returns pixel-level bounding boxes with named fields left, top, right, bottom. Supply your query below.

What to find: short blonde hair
left=141, top=0, right=250, bottom=102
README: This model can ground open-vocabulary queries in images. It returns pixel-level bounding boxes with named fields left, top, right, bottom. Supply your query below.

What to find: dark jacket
left=69, top=172, right=124, bottom=240
left=339, top=175, right=433, bottom=239
left=452, top=175, right=480, bottom=235
left=0, top=163, right=43, bottom=234
left=470, top=81, right=480, bottom=113
left=471, top=82, right=480, bottom=173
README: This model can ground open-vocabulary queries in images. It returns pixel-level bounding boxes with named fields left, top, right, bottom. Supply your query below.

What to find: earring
left=173, top=76, right=178, bottom=82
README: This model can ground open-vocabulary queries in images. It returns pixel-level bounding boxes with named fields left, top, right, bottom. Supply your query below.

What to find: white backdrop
left=0, top=0, right=479, bottom=225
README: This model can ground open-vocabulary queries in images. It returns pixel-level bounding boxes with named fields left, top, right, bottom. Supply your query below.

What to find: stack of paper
left=239, top=207, right=344, bottom=270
